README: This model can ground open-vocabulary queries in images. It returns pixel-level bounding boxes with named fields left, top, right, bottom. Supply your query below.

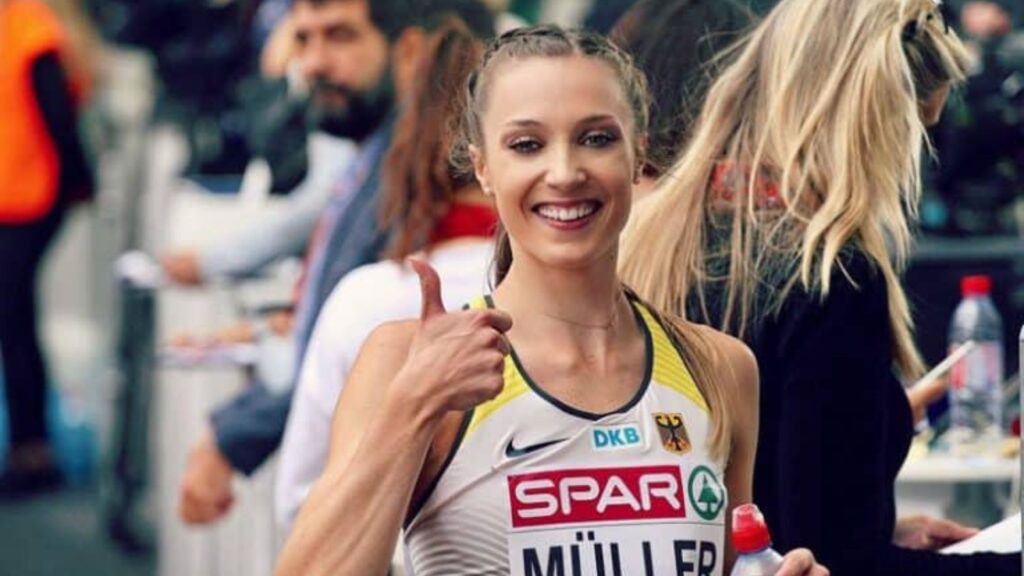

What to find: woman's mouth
left=533, top=200, right=603, bottom=230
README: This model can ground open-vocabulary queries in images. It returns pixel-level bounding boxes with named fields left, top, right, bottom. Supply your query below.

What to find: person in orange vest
left=0, top=0, right=94, bottom=495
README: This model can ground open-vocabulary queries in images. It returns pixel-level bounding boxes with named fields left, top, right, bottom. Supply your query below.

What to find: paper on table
left=941, top=514, right=1021, bottom=554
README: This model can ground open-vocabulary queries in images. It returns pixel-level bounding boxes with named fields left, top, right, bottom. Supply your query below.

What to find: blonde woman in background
left=622, top=0, right=1020, bottom=574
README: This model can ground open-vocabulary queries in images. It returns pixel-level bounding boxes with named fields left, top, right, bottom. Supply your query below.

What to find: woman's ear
left=470, top=144, right=492, bottom=195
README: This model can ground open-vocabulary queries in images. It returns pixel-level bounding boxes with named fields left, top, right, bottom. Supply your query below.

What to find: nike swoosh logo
left=504, top=437, right=567, bottom=459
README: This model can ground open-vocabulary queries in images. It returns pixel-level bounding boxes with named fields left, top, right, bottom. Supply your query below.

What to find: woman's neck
left=493, top=249, right=635, bottom=355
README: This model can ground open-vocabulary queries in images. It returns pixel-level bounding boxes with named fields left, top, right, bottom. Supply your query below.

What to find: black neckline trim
left=404, top=408, right=474, bottom=529
left=483, top=293, right=654, bottom=421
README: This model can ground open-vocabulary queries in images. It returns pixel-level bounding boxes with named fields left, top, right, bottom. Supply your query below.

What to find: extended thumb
left=410, top=258, right=445, bottom=318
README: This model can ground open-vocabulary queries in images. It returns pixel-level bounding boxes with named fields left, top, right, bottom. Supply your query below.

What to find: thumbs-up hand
left=394, top=259, right=513, bottom=418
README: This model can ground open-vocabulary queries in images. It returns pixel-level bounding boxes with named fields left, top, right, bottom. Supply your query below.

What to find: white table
left=896, top=453, right=1019, bottom=526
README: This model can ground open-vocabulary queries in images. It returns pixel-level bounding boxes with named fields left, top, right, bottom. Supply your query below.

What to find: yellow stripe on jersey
left=467, top=355, right=529, bottom=433
left=461, top=295, right=708, bottom=430
left=465, top=295, right=489, bottom=311
left=636, top=304, right=710, bottom=414
left=464, top=295, right=529, bottom=433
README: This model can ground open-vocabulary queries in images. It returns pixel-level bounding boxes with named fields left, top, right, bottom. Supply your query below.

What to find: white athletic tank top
left=404, top=295, right=728, bottom=576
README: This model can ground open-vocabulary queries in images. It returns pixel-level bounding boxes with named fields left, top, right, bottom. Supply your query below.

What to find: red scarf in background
left=429, top=203, right=499, bottom=244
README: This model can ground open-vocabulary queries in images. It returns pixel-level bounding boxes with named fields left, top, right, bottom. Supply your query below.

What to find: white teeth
left=537, top=203, right=598, bottom=222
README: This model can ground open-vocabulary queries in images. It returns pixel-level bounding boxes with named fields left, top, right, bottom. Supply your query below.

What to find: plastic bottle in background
left=948, top=275, right=1004, bottom=452
left=730, top=504, right=784, bottom=576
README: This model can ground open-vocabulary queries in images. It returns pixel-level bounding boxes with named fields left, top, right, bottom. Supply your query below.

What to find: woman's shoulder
left=691, top=323, right=758, bottom=397
left=771, top=246, right=891, bottom=342
left=365, top=318, right=418, bottom=345
left=357, top=319, right=419, bottom=370
left=639, top=294, right=758, bottom=391
left=780, top=245, right=887, bottom=310
left=657, top=310, right=758, bottom=399
left=817, top=246, right=889, bottom=313
left=832, top=246, right=884, bottom=287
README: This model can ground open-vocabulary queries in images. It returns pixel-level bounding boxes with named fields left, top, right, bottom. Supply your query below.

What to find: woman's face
left=471, top=55, right=641, bottom=272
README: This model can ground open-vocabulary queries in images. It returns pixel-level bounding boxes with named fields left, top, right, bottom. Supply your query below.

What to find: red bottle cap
left=731, top=503, right=773, bottom=553
left=961, top=275, right=992, bottom=297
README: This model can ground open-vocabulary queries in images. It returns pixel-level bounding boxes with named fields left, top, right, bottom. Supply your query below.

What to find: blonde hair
left=456, top=25, right=734, bottom=462
left=621, top=0, right=969, bottom=379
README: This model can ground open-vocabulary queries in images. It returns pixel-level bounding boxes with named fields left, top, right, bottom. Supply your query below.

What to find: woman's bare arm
left=276, top=321, right=427, bottom=576
left=704, top=328, right=760, bottom=573
left=275, top=260, right=511, bottom=576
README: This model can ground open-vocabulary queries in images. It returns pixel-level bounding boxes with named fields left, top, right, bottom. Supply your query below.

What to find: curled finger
left=775, top=549, right=816, bottom=576
left=482, top=309, right=513, bottom=333
left=496, top=333, right=512, bottom=357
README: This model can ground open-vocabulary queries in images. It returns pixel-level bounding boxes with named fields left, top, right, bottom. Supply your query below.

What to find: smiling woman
left=453, top=26, right=649, bottom=285
left=473, top=60, right=638, bottom=278
left=276, top=25, right=827, bottom=576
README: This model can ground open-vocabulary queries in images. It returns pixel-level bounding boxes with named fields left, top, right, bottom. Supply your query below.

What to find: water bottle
left=730, top=504, right=784, bottom=576
left=948, top=275, right=1004, bottom=452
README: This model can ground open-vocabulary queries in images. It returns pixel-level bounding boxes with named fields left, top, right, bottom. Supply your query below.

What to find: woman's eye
left=509, top=138, right=542, bottom=154
left=581, top=131, right=617, bottom=147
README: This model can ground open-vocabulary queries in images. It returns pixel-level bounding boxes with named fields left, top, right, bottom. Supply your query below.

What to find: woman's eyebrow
left=577, top=114, right=618, bottom=125
left=502, top=114, right=621, bottom=129
left=502, top=118, right=542, bottom=128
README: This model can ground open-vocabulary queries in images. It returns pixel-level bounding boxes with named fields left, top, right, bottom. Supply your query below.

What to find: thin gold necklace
left=532, top=289, right=628, bottom=331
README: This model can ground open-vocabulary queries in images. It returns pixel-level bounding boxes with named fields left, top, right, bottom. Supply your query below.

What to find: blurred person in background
left=177, top=0, right=495, bottom=526
left=622, top=0, right=1019, bottom=574
left=610, top=0, right=753, bottom=199
left=260, top=13, right=297, bottom=79
left=925, top=0, right=1023, bottom=236
left=159, top=12, right=356, bottom=288
left=275, top=18, right=496, bottom=532
left=252, top=0, right=294, bottom=73
left=579, top=0, right=634, bottom=33
left=0, top=0, right=94, bottom=495
left=40, top=0, right=102, bottom=87
left=476, top=0, right=526, bottom=34
left=954, top=1, right=1020, bottom=38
